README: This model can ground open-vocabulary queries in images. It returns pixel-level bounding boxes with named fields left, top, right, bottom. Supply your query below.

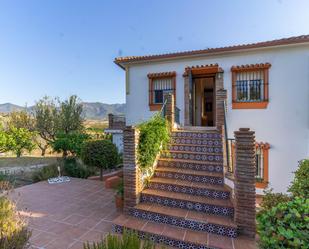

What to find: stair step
left=172, top=131, right=221, bottom=140
left=149, top=177, right=230, bottom=199
left=168, top=144, right=223, bottom=153
left=131, top=202, right=237, bottom=237
left=154, top=167, right=224, bottom=185
left=141, top=189, right=234, bottom=217
left=113, top=215, right=241, bottom=249
left=158, top=158, right=223, bottom=173
left=161, top=151, right=223, bottom=163
left=171, top=137, right=222, bottom=146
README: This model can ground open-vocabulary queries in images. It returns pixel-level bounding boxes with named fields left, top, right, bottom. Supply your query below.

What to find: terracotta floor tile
left=208, top=233, right=233, bottom=249
left=30, top=231, right=56, bottom=247
left=63, top=214, right=87, bottom=225
left=124, top=217, right=146, bottom=230
left=48, top=222, right=75, bottom=235
left=77, top=217, right=102, bottom=230
left=68, top=241, right=85, bottom=249
left=9, top=179, right=118, bottom=248
left=44, top=235, right=76, bottom=249
left=79, top=230, right=107, bottom=243
left=162, top=226, right=186, bottom=241
left=184, top=230, right=208, bottom=245
left=142, top=221, right=165, bottom=235
left=93, top=220, right=113, bottom=233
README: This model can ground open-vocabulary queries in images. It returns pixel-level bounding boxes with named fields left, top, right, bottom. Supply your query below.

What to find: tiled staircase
left=114, top=129, right=241, bottom=249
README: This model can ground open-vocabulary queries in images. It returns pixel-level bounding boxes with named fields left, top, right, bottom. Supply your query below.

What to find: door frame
left=184, top=64, right=224, bottom=128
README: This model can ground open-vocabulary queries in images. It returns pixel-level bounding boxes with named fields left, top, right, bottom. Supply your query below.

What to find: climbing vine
left=137, top=114, right=170, bottom=173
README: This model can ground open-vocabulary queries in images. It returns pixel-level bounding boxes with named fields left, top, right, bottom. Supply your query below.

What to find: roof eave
left=114, top=38, right=309, bottom=67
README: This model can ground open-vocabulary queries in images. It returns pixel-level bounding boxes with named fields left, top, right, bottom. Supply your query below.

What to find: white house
left=115, top=35, right=309, bottom=194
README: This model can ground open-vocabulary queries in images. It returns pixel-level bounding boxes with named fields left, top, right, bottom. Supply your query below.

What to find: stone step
left=149, top=177, right=230, bottom=200
left=131, top=203, right=237, bottom=238
left=141, top=189, right=234, bottom=217
left=154, top=167, right=224, bottom=185
left=168, top=144, right=223, bottom=153
left=161, top=151, right=223, bottom=163
left=113, top=215, right=244, bottom=249
left=171, top=137, right=222, bottom=146
left=157, top=158, right=223, bottom=173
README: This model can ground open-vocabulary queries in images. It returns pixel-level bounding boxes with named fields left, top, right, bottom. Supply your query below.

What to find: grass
left=0, top=156, right=59, bottom=168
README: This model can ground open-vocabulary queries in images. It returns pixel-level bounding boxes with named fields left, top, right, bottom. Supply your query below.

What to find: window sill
left=149, top=104, right=162, bottom=111
left=232, top=101, right=268, bottom=109
left=256, top=181, right=268, bottom=189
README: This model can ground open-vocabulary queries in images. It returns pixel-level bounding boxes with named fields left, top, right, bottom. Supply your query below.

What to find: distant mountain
left=0, top=102, right=125, bottom=120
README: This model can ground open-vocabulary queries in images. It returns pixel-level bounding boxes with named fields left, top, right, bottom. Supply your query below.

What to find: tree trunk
left=63, top=150, right=68, bottom=158
left=40, top=145, right=48, bottom=156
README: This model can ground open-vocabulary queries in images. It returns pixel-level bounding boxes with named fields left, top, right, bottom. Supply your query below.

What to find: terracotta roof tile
left=115, top=35, right=309, bottom=66
left=231, top=63, right=271, bottom=71
left=147, top=71, right=176, bottom=78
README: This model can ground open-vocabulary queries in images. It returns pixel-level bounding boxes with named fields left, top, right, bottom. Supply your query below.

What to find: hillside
left=0, top=102, right=125, bottom=120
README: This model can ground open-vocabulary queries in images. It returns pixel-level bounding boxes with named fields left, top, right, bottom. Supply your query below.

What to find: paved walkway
left=9, top=178, right=120, bottom=249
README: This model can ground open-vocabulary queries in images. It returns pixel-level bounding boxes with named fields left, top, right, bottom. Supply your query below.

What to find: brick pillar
left=164, top=93, right=175, bottom=129
left=123, top=126, right=142, bottom=214
left=216, top=89, right=227, bottom=129
left=234, top=128, right=256, bottom=238
left=108, top=113, right=113, bottom=129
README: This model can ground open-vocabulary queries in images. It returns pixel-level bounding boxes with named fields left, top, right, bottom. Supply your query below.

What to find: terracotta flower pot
left=115, top=194, right=124, bottom=210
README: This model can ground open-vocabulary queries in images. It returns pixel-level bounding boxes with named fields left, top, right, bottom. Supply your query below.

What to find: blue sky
left=0, top=0, right=308, bottom=106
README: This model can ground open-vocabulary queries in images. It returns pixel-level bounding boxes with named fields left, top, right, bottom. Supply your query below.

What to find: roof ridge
left=115, top=34, right=309, bottom=66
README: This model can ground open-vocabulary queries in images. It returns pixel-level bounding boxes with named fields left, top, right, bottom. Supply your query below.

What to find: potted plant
left=115, top=179, right=124, bottom=210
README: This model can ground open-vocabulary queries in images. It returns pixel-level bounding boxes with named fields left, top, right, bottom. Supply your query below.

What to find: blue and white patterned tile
left=141, top=193, right=234, bottom=217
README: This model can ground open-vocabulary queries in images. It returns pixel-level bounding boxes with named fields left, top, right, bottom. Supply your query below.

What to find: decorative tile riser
left=162, top=152, right=223, bottom=162
left=130, top=208, right=237, bottom=238
left=157, top=160, right=223, bottom=173
left=148, top=182, right=230, bottom=199
left=171, top=137, right=222, bottom=146
left=172, top=132, right=221, bottom=140
left=169, top=145, right=223, bottom=153
left=154, top=171, right=224, bottom=185
left=141, top=193, right=234, bottom=217
left=114, top=225, right=217, bottom=249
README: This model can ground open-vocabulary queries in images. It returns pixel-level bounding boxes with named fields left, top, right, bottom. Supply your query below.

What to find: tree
left=81, top=140, right=119, bottom=180
left=0, top=125, right=13, bottom=154
left=33, top=97, right=59, bottom=156
left=52, top=132, right=89, bottom=157
left=58, top=95, right=84, bottom=134
left=8, top=110, right=34, bottom=131
left=8, top=126, right=36, bottom=157
left=8, top=110, right=49, bottom=156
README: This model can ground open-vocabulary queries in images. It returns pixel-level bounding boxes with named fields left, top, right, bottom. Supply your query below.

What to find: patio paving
left=8, top=178, right=120, bottom=249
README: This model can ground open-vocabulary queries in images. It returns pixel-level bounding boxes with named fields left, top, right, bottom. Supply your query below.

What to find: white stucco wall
left=125, top=44, right=309, bottom=193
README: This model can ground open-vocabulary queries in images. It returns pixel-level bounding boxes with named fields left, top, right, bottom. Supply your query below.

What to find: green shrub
left=32, top=164, right=58, bottom=182
left=81, top=139, right=119, bottom=180
left=258, top=188, right=291, bottom=215
left=83, top=229, right=160, bottom=249
left=137, top=114, right=170, bottom=172
left=63, top=157, right=94, bottom=179
left=0, top=197, right=31, bottom=249
left=288, top=159, right=309, bottom=199
left=257, top=197, right=309, bottom=249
